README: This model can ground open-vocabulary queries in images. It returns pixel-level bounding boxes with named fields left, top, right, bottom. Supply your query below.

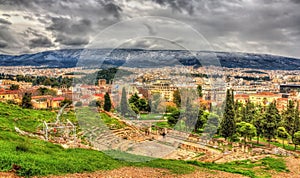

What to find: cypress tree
left=220, top=89, right=236, bottom=141
left=253, top=105, right=264, bottom=144
left=120, top=87, right=129, bottom=116
left=173, top=89, right=181, bottom=108
left=283, top=100, right=300, bottom=149
left=104, top=92, right=112, bottom=112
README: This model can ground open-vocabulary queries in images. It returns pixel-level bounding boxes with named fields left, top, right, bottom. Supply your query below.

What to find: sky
left=0, top=0, right=300, bottom=58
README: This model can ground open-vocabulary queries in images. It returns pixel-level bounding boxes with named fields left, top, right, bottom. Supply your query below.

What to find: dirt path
left=273, top=157, right=300, bottom=178
left=0, top=172, right=19, bottom=178
left=45, top=167, right=248, bottom=178
left=2, top=157, right=299, bottom=178
left=0, top=167, right=247, bottom=178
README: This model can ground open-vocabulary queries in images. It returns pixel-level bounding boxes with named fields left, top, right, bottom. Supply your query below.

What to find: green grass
left=252, top=137, right=300, bottom=151
left=99, top=113, right=126, bottom=129
left=187, top=156, right=289, bottom=178
left=139, top=113, right=164, bottom=120
left=155, top=121, right=172, bottom=128
left=0, top=131, right=195, bottom=177
left=0, top=102, right=57, bottom=133
left=75, top=107, right=125, bottom=130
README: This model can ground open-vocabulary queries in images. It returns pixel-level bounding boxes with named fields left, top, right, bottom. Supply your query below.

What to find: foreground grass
left=0, top=131, right=196, bottom=177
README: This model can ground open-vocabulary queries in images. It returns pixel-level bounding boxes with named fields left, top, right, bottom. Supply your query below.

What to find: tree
left=173, top=89, right=181, bottom=108
left=150, top=93, right=163, bottom=113
left=236, top=122, right=256, bottom=144
left=283, top=100, right=300, bottom=148
left=203, top=113, right=219, bottom=139
left=129, top=93, right=140, bottom=106
left=138, top=98, right=149, bottom=112
left=75, top=101, right=83, bottom=107
left=277, top=127, right=290, bottom=148
left=38, top=87, right=56, bottom=96
left=242, top=101, right=256, bottom=123
left=129, top=103, right=139, bottom=114
left=9, top=84, right=19, bottom=90
left=120, top=87, right=129, bottom=116
left=184, top=97, right=198, bottom=130
left=96, top=100, right=102, bottom=108
left=60, top=99, right=72, bottom=107
left=293, top=131, right=300, bottom=150
left=197, top=85, right=203, bottom=98
left=104, top=92, right=112, bottom=112
left=22, top=92, right=32, bottom=109
left=167, top=109, right=180, bottom=126
left=220, top=89, right=236, bottom=141
left=253, top=105, right=264, bottom=144
left=261, top=101, right=281, bottom=147
left=128, top=93, right=149, bottom=113
left=235, top=101, right=243, bottom=122
left=195, top=109, right=209, bottom=132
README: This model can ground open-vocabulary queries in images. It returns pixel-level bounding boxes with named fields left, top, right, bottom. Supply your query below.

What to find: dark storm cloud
left=0, top=26, right=18, bottom=49
left=0, top=0, right=299, bottom=58
left=2, top=14, right=11, bottom=17
left=46, top=17, right=92, bottom=46
left=24, top=27, right=44, bottom=38
left=54, top=35, right=89, bottom=46
left=0, top=40, right=7, bottom=48
left=152, top=0, right=194, bottom=15
left=23, top=16, right=34, bottom=21
left=47, top=17, right=92, bottom=34
left=103, top=2, right=122, bottom=18
left=290, top=0, right=300, bottom=4
left=0, top=0, right=33, bottom=8
left=0, top=18, right=12, bottom=25
left=29, top=37, right=54, bottom=48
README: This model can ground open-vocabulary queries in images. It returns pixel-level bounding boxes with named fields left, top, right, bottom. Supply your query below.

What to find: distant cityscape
left=0, top=65, right=299, bottom=112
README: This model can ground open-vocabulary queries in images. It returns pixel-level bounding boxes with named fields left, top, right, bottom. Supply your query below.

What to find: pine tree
left=253, top=105, right=264, bottom=144
left=220, top=89, right=236, bottom=141
left=262, top=101, right=281, bottom=147
left=22, top=92, right=33, bottom=109
left=173, top=89, right=181, bottom=108
left=120, top=87, right=128, bottom=116
left=283, top=100, right=300, bottom=149
left=203, top=113, right=219, bottom=139
left=104, top=92, right=112, bottom=112
left=242, top=101, right=256, bottom=123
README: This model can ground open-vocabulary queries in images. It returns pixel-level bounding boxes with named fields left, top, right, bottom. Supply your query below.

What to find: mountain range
left=0, top=49, right=299, bottom=70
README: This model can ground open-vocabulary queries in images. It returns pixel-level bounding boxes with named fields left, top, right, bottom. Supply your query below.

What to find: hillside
left=0, top=102, right=296, bottom=177
left=0, top=49, right=300, bottom=70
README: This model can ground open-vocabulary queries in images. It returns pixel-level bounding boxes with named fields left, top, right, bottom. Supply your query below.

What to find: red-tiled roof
left=235, top=94, right=249, bottom=98
left=52, top=97, right=65, bottom=101
left=0, top=90, right=20, bottom=94
left=94, top=93, right=104, bottom=97
left=252, top=92, right=280, bottom=96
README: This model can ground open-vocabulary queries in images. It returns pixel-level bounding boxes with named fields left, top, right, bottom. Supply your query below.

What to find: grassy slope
left=0, top=102, right=290, bottom=177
